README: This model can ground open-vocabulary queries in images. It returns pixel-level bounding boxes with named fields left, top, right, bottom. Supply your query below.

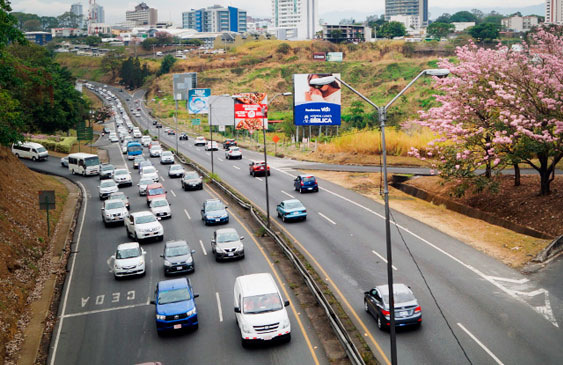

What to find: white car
left=160, top=150, right=174, bottom=164
left=141, top=136, right=152, bottom=147
left=133, top=129, right=142, bottom=138
left=205, top=141, right=219, bottom=151
left=101, top=199, right=129, bottom=226
left=149, top=146, right=162, bottom=157
left=113, top=168, right=132, bottom=187
left=168, top=164, right=184, bottom=178
left=225, top=146, right=242, bottom=159
left=111, top=242, right=146, bottom=279
left=150, top=198, right=172, bottom=219
left=194, top=136, right=206, bottom=146
left=108, top=133, right=119, bottom=142
left=99, top=180, right=119, bottom=200
left=140, top=166, right=159, bottom=182
left=125, top=211, right=164, bottom=241
left=137, top=177, right=154, bottom=196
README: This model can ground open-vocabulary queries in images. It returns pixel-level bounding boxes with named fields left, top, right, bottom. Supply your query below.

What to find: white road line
left=216, top=292, right=223, bottom=322
left=170, top=189, right=176, bottom=197
left=160, top=177, right=165, bottom=182
left=371, top=250, right=398, bottom=271
left=218, top=157, right=224, bottom=162
left=318, top=212, right=336, bottom=225
left=233, top=165, right=240, bottom=170
left=63, top=302, right=150, bottom=319
left=457, top=323, right=504, bottom=365
left=199, top=239, right=207, bottom=256
left=281, top=190, right=295, bottom=199
left=184, top=209, right=191, bottom=220
left=50, top=181, right=87, bottom=365
left=256, top=177, right=263, bottom=181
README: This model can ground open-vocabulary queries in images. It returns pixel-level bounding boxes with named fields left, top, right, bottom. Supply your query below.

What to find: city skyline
left=12, top=0, right=545, bottom=26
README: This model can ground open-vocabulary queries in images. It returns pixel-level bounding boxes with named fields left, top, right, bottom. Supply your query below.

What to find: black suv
left=161, top=240, right=196, bottom=275
left=223, top=139, right=237, bottom=150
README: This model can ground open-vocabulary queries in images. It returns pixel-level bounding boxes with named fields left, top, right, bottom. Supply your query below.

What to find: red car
left=249, top=161, right=270, bottom=177
left=146, top=183, right=166, bottom=206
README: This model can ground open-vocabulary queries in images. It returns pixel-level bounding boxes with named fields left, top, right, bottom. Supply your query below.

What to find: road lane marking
left=63, top=302, right=150, bottom=319
left=199, top=240, right=207, bottom=256
left=256, top=177, right=263, bottom=181
left=281, top=190, right=295, bottom=199
left=216, top=292, right=223, bottom=322
left=160, top=176, right=165, bottom=182
left=318, top=212, right=336, bottom=225
left=206, top=185, right=320, bottom=365
left=184, top=209, right=191, bottom=220
left=233, top=165, right=240, bottom=170
left=50, top=181, right=88, bottom=365
left=170, top=189, right=176, bottom=197
left=371, top=251, right=398, bottom=271
left=457, top=323, right=504, bottom=365
left=218, top=157, right=224, bottom=162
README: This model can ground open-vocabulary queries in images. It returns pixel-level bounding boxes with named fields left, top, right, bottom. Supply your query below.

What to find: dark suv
left=294, top=175, right=318, bottom=193
left=223, top=138, right=237, bottom=150
left=161, top=240, right=196, bottom=275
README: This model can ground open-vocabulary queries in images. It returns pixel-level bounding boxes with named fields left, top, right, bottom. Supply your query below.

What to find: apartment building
left=126, top=2, right=158, bottom=27
left=385, top=0, right=428, bottom=28
left=271, top=0, right=318, bottom=40
left=182, top=5, right=247, bottom=33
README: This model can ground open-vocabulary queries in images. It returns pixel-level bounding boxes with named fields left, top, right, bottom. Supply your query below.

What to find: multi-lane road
left=107, top=83, right=563, bottom=365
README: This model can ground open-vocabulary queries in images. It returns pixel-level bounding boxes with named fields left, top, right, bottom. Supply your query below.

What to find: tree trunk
left=485, top=160, right=491, bottom=178
left=513, top=163, right=520, bottom=186
left=539, top=170, right=551, bottom=195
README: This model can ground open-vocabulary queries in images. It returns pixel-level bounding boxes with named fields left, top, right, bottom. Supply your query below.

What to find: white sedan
left=113, top=168, right=132, bottom=187
left=205, top=141, right=219, bottom=151
left=110, top=242, right=146, bottom=279
left=168, top=164, right=184, bottom=178
left=149, top=146, right=162, bottom=157
left=194, top=136, right=206, bottom=146
left=137, top=177, right=154, bottom=196
left=101, top=199, right=129, bottom=226
left=140, top=166, right=159, bottom=183
left=150, top=198, right=172, bottom=219
left=98, top=180, right=119, bottom=200
left=225, top=146, right=242, bottom=159
left=125, top=211, right=164, bottom=242
left=160, top=150, right=174, bottom=164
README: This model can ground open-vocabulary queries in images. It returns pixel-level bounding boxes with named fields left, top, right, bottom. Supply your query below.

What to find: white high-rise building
left=546, top=0, right=563, bottom=24
left=271, top=0, right=318, bottom=40
left=71, top=3, right=85, bottom=28
left=91, top=3, right=105, bottom=24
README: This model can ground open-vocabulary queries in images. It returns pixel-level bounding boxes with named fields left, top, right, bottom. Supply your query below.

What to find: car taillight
left=381, top=309, right=390, bottom=316
left=414, top=306, right=421, bottom=313
left=300, top=182, right=304, bottom=186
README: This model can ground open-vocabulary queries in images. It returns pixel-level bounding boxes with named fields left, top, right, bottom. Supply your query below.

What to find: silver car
left=113, top=168, right=133, bottom=187
left=101, top=199, right=129, bottom=226
left=111, top=242, right=146, bottom=279
left=211, top=228, right=245, bottom=261
left=168, top=164, right=184, bottom=178
left=99, top=180, right=119, bottom=200
left=160, top=150, right=174, bottom=164
left=138, top=177, right=154, bottom=196
left=150, top=198, right=172, bottom=219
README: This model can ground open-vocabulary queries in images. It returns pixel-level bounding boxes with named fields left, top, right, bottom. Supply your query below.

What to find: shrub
left=276, top=43, right=291, bottom=55
left=30, top=136, right=76, bottom=153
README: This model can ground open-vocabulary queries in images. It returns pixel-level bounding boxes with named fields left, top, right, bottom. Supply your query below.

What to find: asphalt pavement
left=105, top=83, right=563, bottom=365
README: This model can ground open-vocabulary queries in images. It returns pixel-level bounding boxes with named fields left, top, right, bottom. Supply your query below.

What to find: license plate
left=228, top=253, right=234, bottom=257
left=307, top=188, right=312, bottom=190
left=264, top=335, right=273, bottom=340
left=215, top=218, right=220, bottom=222
left=399, top=311, right=408, bottom=317
left=174, top=324, right=181, bottom=329
left=176, top=266, right=183, bottom=270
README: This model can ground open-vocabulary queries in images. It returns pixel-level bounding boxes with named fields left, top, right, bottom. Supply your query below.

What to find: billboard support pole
left=175, top=99, right=179, bottom=154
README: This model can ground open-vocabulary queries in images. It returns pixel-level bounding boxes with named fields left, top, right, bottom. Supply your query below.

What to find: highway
left=108, top=83, right=563, bottom=365
left=28, top=103, right=328, bottom=364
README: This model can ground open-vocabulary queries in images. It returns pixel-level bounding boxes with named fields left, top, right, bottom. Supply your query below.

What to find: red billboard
left=234, top=92, right=268, bottom=131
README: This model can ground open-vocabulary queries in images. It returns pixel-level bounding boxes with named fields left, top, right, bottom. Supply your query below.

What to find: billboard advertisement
left=293, top=73, right=341, bottom=126
left=327, top=52, right=343, bottom=62
left=173, top=73, right=197, bottom=101
left=233, top=93, right=268, bottom=131
left=208, top=95, right=235, bottom=127
left=188, top=88, right=210, bottom=114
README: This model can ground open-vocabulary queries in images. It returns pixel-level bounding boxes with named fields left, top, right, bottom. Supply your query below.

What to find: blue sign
left=188, top=88, right=211, bottom=114
left=293, top=74, right=341, bottom=126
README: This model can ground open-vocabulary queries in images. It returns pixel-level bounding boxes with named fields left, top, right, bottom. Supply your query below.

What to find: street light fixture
left=310, top=69, right=449, bottom=365
left=233, top=92, right=292, bottom=227
left=209, top=94, right=230, bottom=177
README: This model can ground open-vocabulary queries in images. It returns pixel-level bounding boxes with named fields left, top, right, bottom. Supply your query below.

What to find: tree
left=40, top=16, right=59, bottom=31
left=471, top=9, right=485, bottom=24
left=348, top=101, right=366, bottom=129
left=57, top=11, right=80, bottom=28
left=276, top=42, right=291, bottom=54
left=141, top=37, right=158, bottom=51
left=450, top=11, right=477, bottom=23
left=435, top=13, right=451, bottom=23
left=329, top=29, right=343, bottom=43
left=427, top=22, right=455, bottom=39
left=158, top=54, right=176, bottom=76
left=468, top=23, right=499, bottom=43
left=11, top=11, right=40, bottom=30
left=379, top=21, right=406, bottom=38
left=84, top=35, right=101, bottom=46
left=101, top=49, right=125, bottom=81
left=0, top=2, right=26, bottom=48
left=482, top=11, right=504, bottom=25
left=119, top=57, right=150, bottom=89
left=410, top=30, right=563, bottom=196
left=23, top=19, right=41, bottom=31
left=155, top=31, right=173, bottom=45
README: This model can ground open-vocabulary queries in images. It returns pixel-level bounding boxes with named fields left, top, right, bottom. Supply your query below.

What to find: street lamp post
left=310, top=69, right=449, bottom=365
left=209, top=94, right=230, bottom=177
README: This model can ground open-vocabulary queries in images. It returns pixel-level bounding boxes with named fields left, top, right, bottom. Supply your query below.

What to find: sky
left=12, top=0, right=544, bottom=26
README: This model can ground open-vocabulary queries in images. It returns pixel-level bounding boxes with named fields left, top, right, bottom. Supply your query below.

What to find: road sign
left=272, top=135, right=280, bottom=143
left=77, top=127, right=93, bottom=141
left=218, top=125, right=225, bottom=132
left=192, top=118, right=201, bottom=126
left=39, top=190, right=56, bottom=210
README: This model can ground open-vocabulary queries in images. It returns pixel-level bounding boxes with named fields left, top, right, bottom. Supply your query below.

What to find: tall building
left=126, top=2, right=158, bottom=27
left=182, top=5, right=247, bottom=33
left=91, top=3, right=105, bottom=24
left=385, top=0, right=428, bottom=28
left=546, top=0, right=563, bottom=24
left=70, top=2, right=84, bottom=28
left=271, top=0, right=318, bottom=40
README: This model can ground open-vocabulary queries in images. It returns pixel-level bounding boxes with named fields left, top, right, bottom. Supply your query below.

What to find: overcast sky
left=12, top=0, right=544, bottom=25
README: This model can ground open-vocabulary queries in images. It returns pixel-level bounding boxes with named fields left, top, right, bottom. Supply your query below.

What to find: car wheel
left=364, top=300, right=369, bottom=313
left=277, top=211, right=281, bottom=218
left=302, top=216, right=307, bottom=221
left=82, top=170, right=86, bottom=177
left=159, top=235, right=164, bottom=241
left=267, top=171, right=270, bottom=176
left=241, top=338, right=250, bottom=348
left=377, top=315, right=384, bottom=330
left=15, top=153, right=19, bottom=158
left=32, top=156, right=36, bottom=161
left=134, top=232, right=138, bottom=241
left=299, top=187, right=303, bottom=193
left=252, top=171, right=256, bottom=177
left=282, top=215, right=286, bottom=222
left=71, top=169, right=75, bottom=175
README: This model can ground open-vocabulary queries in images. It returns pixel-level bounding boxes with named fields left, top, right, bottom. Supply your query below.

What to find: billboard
left=327, top=52, right=343, bottom=62
left=208, top=95, right=235, bottom=127
left=312, top=52, right=326, bottom=61
left=188, top=88, right=210, bottom=114
left=293, top=74, right=341, bottom=126
left=233, top=93, right=268, bottom=131
left=173, top=73, right=197, bottom=101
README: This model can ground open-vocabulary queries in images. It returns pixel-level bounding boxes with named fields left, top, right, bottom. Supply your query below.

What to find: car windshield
left=128, top=145, right=142, bottom=152
left=383, top=291, right=416, bottom=305
left=184, top=172, right=199, bottom=179
left=303, top=176, right=316, bottom=183
left=230, top=147, right=239, bottom=152
left=101, top=164, right=113, bottom=171
left=206, top=201, right=224, bottom=212
left=116, top=247, right=140, bottom=259
left=162, top=151, right=172, bottom=156
left=37, top=147, right=47, bottom=153
left=243, top=293, right=283, bottom=314
left=85, top=156, right=100, bottom=166
left=135, top=157, right=144, bottom=162
left=152, top=199, right=168, bottom=207
left=158, top=288, right=191, bottom=304
left=151, top=147, right=161, bottom=152
left=101, top=181, right=116, bottom=188
left=217, top=231, right=239, bottom=243
left=115, top=170, right=128, bottom=176
left=106, top=201, right=124, bottom=210
left=143, top=167, right=156, bottom=174
left=171, top=165, right=182, bottom=171
left=165, top=245, right=189, bottom=257
left=139, top=178, right=153, bottom=186
left=149, top=188, right=164, bottom=195
left=136, top=214, right=156, bottom=224
left=284, top=201, right=304, bottom=210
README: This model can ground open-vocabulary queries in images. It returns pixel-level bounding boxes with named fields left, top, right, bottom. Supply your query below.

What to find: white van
left=234, top=273, right=291, bottom=347
left=11, top=142, right=49, bottom=161
left=68, top=153, right=100, bottom=176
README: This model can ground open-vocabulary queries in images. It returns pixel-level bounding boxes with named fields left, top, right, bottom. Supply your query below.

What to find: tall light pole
left=310, top=69, right=449, bottom=365
left=209, top=94, right=229, bottom=177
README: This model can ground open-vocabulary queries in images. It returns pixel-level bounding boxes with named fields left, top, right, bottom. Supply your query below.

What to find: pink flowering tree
left=410, top=27, right=563, bottom=196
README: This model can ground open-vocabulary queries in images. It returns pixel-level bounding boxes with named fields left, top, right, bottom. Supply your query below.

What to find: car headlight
left=282, top=318, right=290, bottom=329
left=237, top=244, right=244, bottom=252
left=156, top=314, right=166, bottom=320
left=139, top=258, right=144, bottom=266
left=186, top=308, right=196, bottom=317
left=164, top=260, right=171, bottom=266
left=215, top=247, right=224, bottom=253
left=114, top=263, right=122, bottom=269
left=186, top=256, right=193, bottom=264
left=242, top=323, right=252, bottom=333
left=221, top=214, right=228, bottom=219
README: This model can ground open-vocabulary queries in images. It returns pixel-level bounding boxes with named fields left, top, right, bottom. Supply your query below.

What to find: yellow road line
left=206, top=185, right=320, bottom=365
left=222, top=186, right=391, bottom=365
